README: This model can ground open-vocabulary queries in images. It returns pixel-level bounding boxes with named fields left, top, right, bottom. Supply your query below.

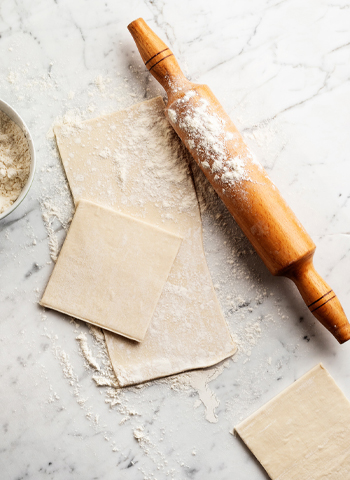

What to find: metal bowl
left=0, top=99, right=36, bottom=220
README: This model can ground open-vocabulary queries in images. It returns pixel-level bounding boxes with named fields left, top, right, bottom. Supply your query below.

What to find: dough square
left=41, top=199, right=182, bottom=342
left=235, top=364, right=350, bottom=479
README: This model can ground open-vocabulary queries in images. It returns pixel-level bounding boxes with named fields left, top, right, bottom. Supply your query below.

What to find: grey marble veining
left=1, top=1, right=350, bottom=479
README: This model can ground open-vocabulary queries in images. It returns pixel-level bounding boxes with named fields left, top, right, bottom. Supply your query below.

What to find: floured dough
left=235, top=364, right=350, bottom=479
left=54, top=96, right=236, bottom=387
left=40, top=200, right=182, bottom=342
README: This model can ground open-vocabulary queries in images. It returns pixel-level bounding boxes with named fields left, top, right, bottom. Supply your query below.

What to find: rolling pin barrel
left=128, top=18, right=350, bottom=344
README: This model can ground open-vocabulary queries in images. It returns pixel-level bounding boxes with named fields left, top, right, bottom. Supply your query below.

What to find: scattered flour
left=47, top=110, right=87, bottom=140
left=40, top=199, right=72, bottom=262
left=74, top=312, right=234, bottom=428
left=1, top=43, right=293, bottom=459
left=133, top=425, right=145, bottom=440
left=94, top=75, right=112, bottom=92
left=92, top=374, right=117, bottom=387
left=0, top=110, right=31, bottom=214
left=76, top=332, right=100, bottom=371
left=165, top=362, right=230, bottom=423
left=40, top=92, right=281, bottom=432
left=0, top=57, right=301, bottom=480
left=0, top=39, right=310, bottom=480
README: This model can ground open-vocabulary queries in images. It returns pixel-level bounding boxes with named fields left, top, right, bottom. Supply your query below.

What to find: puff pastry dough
left=235, top=364, right=350, bottom=479
left=41, top=200, right=182, bottom=342
left=53, top=97, right=236, bottom=386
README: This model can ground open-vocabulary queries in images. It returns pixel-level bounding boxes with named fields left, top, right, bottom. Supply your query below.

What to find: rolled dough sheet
left=235, top=364, right=350, bottom=479
left=40, top=200, right=182, bottom=342
left=54, top=96, right=236, bottom=387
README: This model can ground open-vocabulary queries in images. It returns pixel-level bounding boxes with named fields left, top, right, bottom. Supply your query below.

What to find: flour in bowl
left=0, top=110, right=31, bottom=214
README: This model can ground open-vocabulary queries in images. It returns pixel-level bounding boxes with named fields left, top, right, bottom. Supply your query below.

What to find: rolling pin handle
left=128, top=18, right=188, bottom=93
left=285, top=258, right=350, bottom=344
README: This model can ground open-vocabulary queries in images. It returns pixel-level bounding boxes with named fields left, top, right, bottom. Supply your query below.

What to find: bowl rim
left=0, top=99, right=36, bottom=221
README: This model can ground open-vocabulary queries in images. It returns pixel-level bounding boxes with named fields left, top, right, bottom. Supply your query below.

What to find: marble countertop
left=1, top=1, right=350, bottom=479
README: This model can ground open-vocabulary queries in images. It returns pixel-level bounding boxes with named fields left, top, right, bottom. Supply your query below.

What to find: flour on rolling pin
left=128, top=18, right=350, bottom=344
left=167, top=91, right=248, bottom=186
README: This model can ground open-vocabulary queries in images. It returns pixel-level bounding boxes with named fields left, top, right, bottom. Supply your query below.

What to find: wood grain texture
left=128, top=18, right=350, bottom=344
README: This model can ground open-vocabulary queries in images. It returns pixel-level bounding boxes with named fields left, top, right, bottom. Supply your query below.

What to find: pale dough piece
left=40, top=200, right=182, bottom=342
left=54, top=96, right=236, bottom=387
left=235, top=364, right=350, bottom=479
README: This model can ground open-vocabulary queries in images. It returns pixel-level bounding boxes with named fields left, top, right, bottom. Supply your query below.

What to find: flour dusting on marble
left=41, top=317, right=142, bottom=454
left=1, top=46, right=291, bottom=475
left=166, top=362, right=230, bottom=423
left=76, top=332, right=100, bottom=371
left=38, top=77, right=282, bottom=427
left=40, top=199, right=72, bottom=262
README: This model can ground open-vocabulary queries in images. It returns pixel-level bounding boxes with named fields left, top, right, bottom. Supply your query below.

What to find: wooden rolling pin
left=128, top=18, right=350, bottom=344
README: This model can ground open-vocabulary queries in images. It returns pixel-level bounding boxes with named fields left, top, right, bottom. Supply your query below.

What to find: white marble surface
left=1, top=1, right=350, bottom=479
